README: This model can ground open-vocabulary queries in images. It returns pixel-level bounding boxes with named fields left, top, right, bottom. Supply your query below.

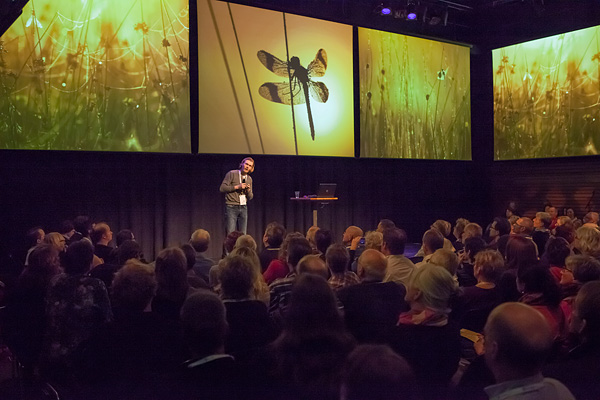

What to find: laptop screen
left=317, top=183, right=337, bottom=197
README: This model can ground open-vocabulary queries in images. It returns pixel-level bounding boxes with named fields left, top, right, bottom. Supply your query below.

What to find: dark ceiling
left=227, top=0, right=600, bottom=48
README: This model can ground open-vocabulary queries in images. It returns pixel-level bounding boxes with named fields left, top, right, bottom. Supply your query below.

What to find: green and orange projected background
left=198, top=1, right=354, bottom=157
left=0, top=0, right=190, bottom=152
left=493, top=25, right=600, bottom=160
left=359, top=28, right=471, bottom=160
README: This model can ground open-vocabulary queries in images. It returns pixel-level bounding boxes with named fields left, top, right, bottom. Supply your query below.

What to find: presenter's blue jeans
left=225, top=204, right=247, bottom=234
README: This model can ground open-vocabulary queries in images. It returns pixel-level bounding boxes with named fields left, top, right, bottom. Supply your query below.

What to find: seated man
left=90, top=222, right=114, bottom=263
left=382, top=228, right=415, bottom=287
left=259, top=222, right=285, bottom=273
left=483, top=303, right=575, bottom=400
left=338, top=249, right=407, bottom=343
left=415, top=229, right=444, bottom=268
left=326, top=244, right=360, bottom=291
left=190, top=229, right=213, bottom=284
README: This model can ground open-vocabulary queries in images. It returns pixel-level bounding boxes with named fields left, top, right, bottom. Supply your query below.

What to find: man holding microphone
left=220, top=157, right=254, bottom=234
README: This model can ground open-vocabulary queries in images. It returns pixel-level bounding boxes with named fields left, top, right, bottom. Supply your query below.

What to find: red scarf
left=397, top=307, right=449, bottom=327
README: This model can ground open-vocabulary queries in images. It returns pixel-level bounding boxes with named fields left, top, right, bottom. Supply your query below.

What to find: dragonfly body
left=257, top=49, right=328, bottom=141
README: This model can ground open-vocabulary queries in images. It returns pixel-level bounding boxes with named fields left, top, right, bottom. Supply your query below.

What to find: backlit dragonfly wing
left=308, top=81, right=329, bottom=103
left=257, top=50, right=294, bottom=78
left=259, top=82, right=306, bottom=105
left=307, top=49, right=327, bottom=78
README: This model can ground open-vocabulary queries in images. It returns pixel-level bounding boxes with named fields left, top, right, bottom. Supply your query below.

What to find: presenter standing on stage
left=220, top=157, right=254, bottom=234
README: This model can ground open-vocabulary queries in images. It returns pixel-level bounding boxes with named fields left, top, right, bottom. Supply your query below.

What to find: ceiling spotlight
left=406, top=0, right=417, bottom=20
left=374, top=3, right=393, bottom=16
left=381, top=6, right=392, bottom=15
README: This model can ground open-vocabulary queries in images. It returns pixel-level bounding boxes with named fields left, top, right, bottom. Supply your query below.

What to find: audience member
left=263, top=232, right=305, bottom=284
left=453, top=218, right=470, bottom=251
left=547, top=205, right=559, bottom=230
left=532, top=212, right=552, bottom=256
left=234, top=234, right=257, bottom=251
left=338, top=249, right=408, bottom=344
left=260, top=222, right=285, bottom=272
left=190, top=228, right=213, bottom=283
left=511, top=217, right=534, bottom=238
left=382, top=228, right=415, bottom=287
left=59, top=220, right=75, bottom=243
left=377, top=219, right=396, bottom=233
left=485, top=217, right=511, bottom=250
left=463, top=222, right=483, bottom=241
left=483, top=303, right=574, bottom=400
left=71, top=215, right=92, bottom=243
left=180, top=243, right=210, bottom=289
left=342, top=225, right=363, bottom=248
left=429, top=248, right=460, bottom=279
left=223, top=230, right=243, bottom=257
left=43, top=232, right=67, bottom=254
left=306, top=225, right=320, bottom=251
left=543, top=236, right=571, bottom=282
left=152, top=247, right=193, bottom=321
left=326, top=244, right=360, bottom=291
left=430, top=219, right=456, bottom=252
left=89, top=239, right=142, bottom=289
left=90, top=222, right=114, bottom=263
left=296, top=254, right=329, bottom=279
left=115, top=229, right=135, bottom=247
left=457, top=236, right=486, bottom=287
left=498, top=235, right=538, bottom=302
left=24, top=226, right=45, bottom=265
left=415, top=229, right=444, bottom=267
left=315, top=229, right=334, bottom=261
left=582, top=211, right=599, bottom=226
left=574, top=225, right=600, bottom=258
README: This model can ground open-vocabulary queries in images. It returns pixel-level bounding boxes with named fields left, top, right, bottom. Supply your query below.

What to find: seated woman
left=387, top=263, right=460, bottom=400
left=497, top=235, right=538, bottom=303
left=542, top=236, right=572, bottom=282
left=263, top=232, right=305, bottom=284
left=151, top=247, right=193, bottom=321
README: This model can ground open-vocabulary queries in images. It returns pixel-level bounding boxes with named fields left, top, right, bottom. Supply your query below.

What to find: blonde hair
left=430, top=249, right=459, bottom=276
left=576, top=225, right=600, bottom=258
left=408, top=264, right=457, bottom=311
left=44, top=232, right=66, bottom=251
left=364, top=231, right=383, bottom=251
left=234, top=235, right=257, bottom=251
left=228, top=247, right=269, bottom=304
left=474, top=249, right=505, bottom=282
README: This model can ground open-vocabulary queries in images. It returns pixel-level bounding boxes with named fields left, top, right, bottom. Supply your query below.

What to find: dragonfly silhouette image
left=257, top=49, right=329, bottom=140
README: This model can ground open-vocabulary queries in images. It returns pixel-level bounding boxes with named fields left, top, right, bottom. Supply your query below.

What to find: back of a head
left=59, top=220, right=74, bottom=235
left=112, top=260, right=156, bottom=312
left=116, top=229, right=135, bottom=247
left=306, top=225, right=320, bottom=245
left=493, top=217, right=512, bottom=237
left=575, top=225, right=600, bottom=258
left=73, top=215, right=91, bottom=236
left=358, top=249, right=387, bottom=281
left=364, top=231, right=383, bottom=251
left=341, top=344, right=418, bottom=400
left=155, top=247, right=188, bottom=302
left=545, top=236, right=571, bottom=267
left=409, top=264, right=457, bottom=311
left=90, top=222, right=110, bottom=245
left=190, top=229, right=211, bottom=253
left=296, top=254, right=329, bottom=279
left=517, top=265, right=561, bottom=307
left=27, top=243, right=60, bottom=279
left=422, top=229, right=444, bottom=254
left=265, top=222, right=286, bottom=248
left=180, top=290, right=228, bottom=358
left=505, top=235, right=538, bottom=270
left=464, top=236, right=486, bottom=259
left=326, top=243, right=350, bottom=274
left=377, top=219, right=396, bottom=233
left=463, top=223, right=483, bottom=240
left=474, top=249, right=505, bottom=283
left=65, top=240, right=94, bottom=275
left=566, top=254, right=600, bottom=283
left=536, top=212, right=552, bottom=230
left=454, top=218, right=470, bottom=239
left=431, top=220, right=451, bottom=238
left=430, top=249, right=459, bottom=276
left=484, top=302, right=553, bottom=377
left=315, top=229, right=333, bottom=255
left=234, top=234, right=257, bottom=251
left=180, top=243, right=197, bottom=270
left=574, top=281, right=600, bottom=341
left=287, top=274, right=344, bottom=334
left=43, top=232, right=65, bottom=251
left=220, top=255, right=254, bottom=300
left=555, top=224, right=576, bottom=244
left=287, top=237, right=313, bottom=270
left=223, top=231, right=243, bottom=255
left=583, top=211, right=599, bottom=224
left=382, top=228, right=407, bottom=256
left=116, top=240, right=141, bottom=265
left=26, top=227, right=44, bottom=247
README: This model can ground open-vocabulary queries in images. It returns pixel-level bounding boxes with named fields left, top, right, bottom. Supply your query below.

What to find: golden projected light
left=493, top=25, right=600, bottom=160
left=198, top=0, right=354, bottom=157
left=359, top=28, right=471, bottom=160
left=0, top=0, right=190, bottom=152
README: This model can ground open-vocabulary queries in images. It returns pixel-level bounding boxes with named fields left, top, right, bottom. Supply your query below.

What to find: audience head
left=583, top=212, right=599, bottom=225
left=464, top=236, right=487, bottom=262
left=326, top=243, right=350, bottom=274
left=533, top=212, right=552, bottom=230
left=296, top=254, right=329, bottom=279
left=59, top=220, right=75, bottom=237
left=306, top=225, right=320, bottom=247
left=405, top=264, right=457, bottom=312
left=340, top=344, right=418, bottom=400
left=43, top=232, right=67, bottom=252
left=463, top=222, right=483, bottom=241
left=453, top=218, right=470, bottom=242
left=382, top=228, right=407, bottom=256
left=180, top=243, right=197, bottom=271
left=155, top=247, right=188, bottom=302
left=574, top=225, right=600, bottom=258
left=567, top=208, right=576, bottom=219
left=484, top=302, right=553, bottom=381
left=570, top=281, right=600, bottom=343
left=234, top=234, right=257, bottom=251
left=73, top=215, right=91, bottom=237
left=64, top=240, right=94, bottom=275
left=545, top=236, right=571, bottom=267
left=490, top=217, right=512, bottom=238
left=505, top=235, right=538, bottom=270
left=115, top=229, right=135, bottom=247
left=223, top=231, right=243, bottom=255
left=220, top=255, right=254, bottom=300
left=190, top=229, right=210, bottom=253
left=286, top=237, right=313, bottom=271
left=263, top=222, right=286, bottom=248
left=556, top=216, right=573, bottom=229
left=555, top=223, right=576, bottom=244
left=90, top=222, right=113, bottom=245
left=506, top=201, right=518, bottom=218
left=343, top=226, right=364, bottom=245
left=116, top=240, right=141, bottom=265
left=111, top=260, right=156, bottom=312
left=27, top=243, right=61, bottom=280
left=26, top=226, right=45, bottom=248
left=377, top=219, right=396, bottom=233
left=180, top=290, right=228, bottom=358
left=547, top=206, right=558, bottom=219
left=517, top=265, right=562, bottom=307
left=315, top=229, right=333, bottom=255
left=430, top=249, right=460, bottom=277
left=431, top=220, right=451, bottom=238
left=278, top=232, right=305, bottom=261
left=512, top=217, right=534, bottom=235
left=565, top=255, right=600, bottom=283
left=357, top=249, right=387, bottom=281
left=474, top=249, right=505, bottom=283
left=364, top=231, right=383, bottom=251
left=421, top=229, right=444, bottom=256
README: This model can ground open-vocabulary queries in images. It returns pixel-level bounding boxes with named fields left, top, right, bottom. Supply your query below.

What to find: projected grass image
left=198, top=1, right=353, bottom=157
left=359, top=28, right=471, bottom=160
left=494, top=25, right=600, bottom=160
left=0, top=0, right=190, bottom=152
